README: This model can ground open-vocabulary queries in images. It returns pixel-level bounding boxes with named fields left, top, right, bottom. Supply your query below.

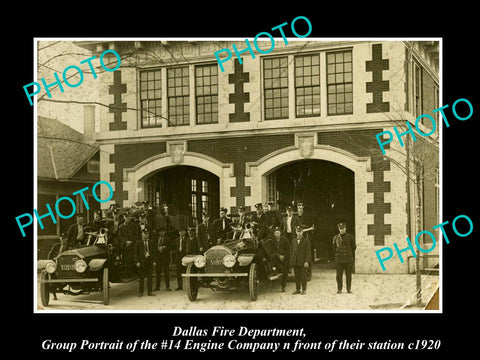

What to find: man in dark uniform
left=297, top=202, right=316, bottom=276
left=186, top=227, right=199, bottom=255
left=145, top=201, right=156, bottom=228
left=136, top=212, right=152, bottom=234
left=213, top=207, right=233, bottom=244
left=230, top=205, right=246, bottom=240
left=174, top=229, right=188, bottom=291
left=67, top=214, right=86, bottom=248
left=270, top=227, right=290, bottom=292
left=116, top=213, right=129, bottom=277
left=162, top=203, right=174, bottom=231
left=154, top=229, right=172, bottom=291
left=134, top=228, right=156, bottom=297
left=119, top=212, right=138, bottom=279
left=152, top=206, right=167, bottom=236
left=237, top=205, right=248, bottom=229
left=266, top=201, right=282, bottom=229
left=90, top=210, right=107, bottom=231
left=197, top=212, right=213, bottom=253
left=332, top=221, right=356, bottom=294
left=281, top=205, right=301, bottom=244
left=251, top=203, right=270, bottom=240
left=107, top=210, right=123, bottom=260
left=290, top=226, right=311, bottom=295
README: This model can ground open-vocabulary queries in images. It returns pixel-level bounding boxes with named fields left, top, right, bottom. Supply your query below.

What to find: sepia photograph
left=32, top=38, right=441, bottom=312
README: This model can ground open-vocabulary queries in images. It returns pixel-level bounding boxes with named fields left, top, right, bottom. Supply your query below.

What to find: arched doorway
left=266, top=160, right=355, bottom=261
left=143, top=166, right=219, bottom=227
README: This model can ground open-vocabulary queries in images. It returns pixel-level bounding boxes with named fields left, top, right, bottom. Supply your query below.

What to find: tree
left=344, top=113, right=439, bottom=307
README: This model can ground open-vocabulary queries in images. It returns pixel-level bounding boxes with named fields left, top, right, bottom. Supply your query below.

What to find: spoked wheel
left=249, top=263, right=259, bottom=301
left=102, top=268, right=109, bottom=305
left=40, top=272, right=50, bottom=307
left=186, top=264, right=198, bottom=301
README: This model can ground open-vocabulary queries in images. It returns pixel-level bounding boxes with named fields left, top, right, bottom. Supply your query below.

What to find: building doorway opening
left=266, top=160, right=354, bottom=261
left=143, top=166, right=219, bottom=227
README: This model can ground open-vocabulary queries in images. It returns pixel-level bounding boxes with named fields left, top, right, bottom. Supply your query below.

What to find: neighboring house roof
left=37, top=116, right=99, bottom=180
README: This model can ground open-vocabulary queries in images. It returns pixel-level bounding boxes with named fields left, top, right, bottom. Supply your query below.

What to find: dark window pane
left=140, top=69, right=162, bottom=128
left=195, top=64, right=218, bottom=124
left=294, top=54, right=320, bottom=117
left=326, top=50, right=353, bottom=115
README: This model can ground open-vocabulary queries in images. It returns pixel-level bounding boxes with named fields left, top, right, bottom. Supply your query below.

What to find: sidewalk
left=36, top=264, right=440, bottom=311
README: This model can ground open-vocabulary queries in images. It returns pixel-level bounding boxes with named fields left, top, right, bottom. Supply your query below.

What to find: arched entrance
left=122, top=151, right=233, bottom=228
left=266, top=159, right=355, bottom=261
left=245, top=141, right=371, bottom=266
left=143, top=166, right=219, bottom=227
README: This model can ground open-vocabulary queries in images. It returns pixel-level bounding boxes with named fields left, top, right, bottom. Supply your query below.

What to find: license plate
left=60, top=264, right=75, bottom=271
left=209, top=259, right=223, bottom=266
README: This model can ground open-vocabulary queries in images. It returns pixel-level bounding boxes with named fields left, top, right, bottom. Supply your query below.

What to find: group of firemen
left=51, top=199, right=356, bottom=298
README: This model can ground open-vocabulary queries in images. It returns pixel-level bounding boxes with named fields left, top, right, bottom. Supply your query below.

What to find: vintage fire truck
left=181, top=223, right=280, bottom=302
left=37, top=226, right=121, bottom=306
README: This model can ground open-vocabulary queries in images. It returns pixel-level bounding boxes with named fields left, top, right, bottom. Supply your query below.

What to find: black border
left=10, top=8, right=479, bottom=357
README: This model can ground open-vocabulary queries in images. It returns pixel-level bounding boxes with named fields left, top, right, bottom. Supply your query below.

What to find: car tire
left=249, top=263, right=259, bottom=301
left=40, top=272, right=50, bottom=307
left=186, top=263, right=198, bottom=301
left=102, top=268, right=109, bottom=305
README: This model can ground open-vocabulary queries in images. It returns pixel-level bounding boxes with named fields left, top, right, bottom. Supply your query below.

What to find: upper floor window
left=195, top=64, right=218, bottom=125
left=167, top=66, right=190, bottom=126
left=413, top=61, right=422, bottom=118
left=140, top=70, right=162, bottom=128
left=327, top=50, right=353, bottom=115
left=295, top=54, right=320, bottom=117
left=264, top=57, right=289, bottom=120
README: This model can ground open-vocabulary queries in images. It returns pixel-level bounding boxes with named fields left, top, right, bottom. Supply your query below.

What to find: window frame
left=263, top=56, right=289, bottom=121
left=195, top=64, right=219, bottom=125
left=167, top=66, right=190, bottom=127
left=139, top=69, right=163, bottom=128
left=326, top=49, right=353, bottom=116
left=413, top=60, right=423, bottom=118
left=294, top=53, right=321, bottom=118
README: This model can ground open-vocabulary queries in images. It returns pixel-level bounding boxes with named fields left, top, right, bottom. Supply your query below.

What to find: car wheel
left=186, top=264, right=198, bottom=301
left=249, top=263, right=259, bottom=301
left=102, top=268, right=109, bottom=305
left=40, top=272, right=50, bottom=307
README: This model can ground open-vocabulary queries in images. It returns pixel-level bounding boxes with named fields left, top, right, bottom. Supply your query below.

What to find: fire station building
left=76, top=39, right=440, bottom=273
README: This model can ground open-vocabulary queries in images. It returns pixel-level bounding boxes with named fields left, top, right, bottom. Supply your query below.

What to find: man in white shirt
left=281, top=205, right=301, bottom=244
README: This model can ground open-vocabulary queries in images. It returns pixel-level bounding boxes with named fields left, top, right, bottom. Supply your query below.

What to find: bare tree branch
left=38, top=41, right=61, bottom=51
left=39, top=98, right=170, bottom=124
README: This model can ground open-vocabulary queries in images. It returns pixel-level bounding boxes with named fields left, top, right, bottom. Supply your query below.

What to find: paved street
left=37, top=264, right=439, bottom=311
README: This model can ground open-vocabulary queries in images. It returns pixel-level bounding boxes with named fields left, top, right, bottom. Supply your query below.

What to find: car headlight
left=45, top=260, right=57, bottom=274
left=74, top=260, right=87, bottom=273
left=194, top=256, right=206, bottom=268
left=223, top=254, right=236, bottom=268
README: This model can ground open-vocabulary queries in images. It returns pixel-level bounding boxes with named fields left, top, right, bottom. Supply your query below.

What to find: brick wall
left=109, top=129, right=397, bottom=247
left=318, top=129, right=391, bottom=245
left=109, top=141, right=167, bottom=203
left=189, top=134, right=295, bottom=207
